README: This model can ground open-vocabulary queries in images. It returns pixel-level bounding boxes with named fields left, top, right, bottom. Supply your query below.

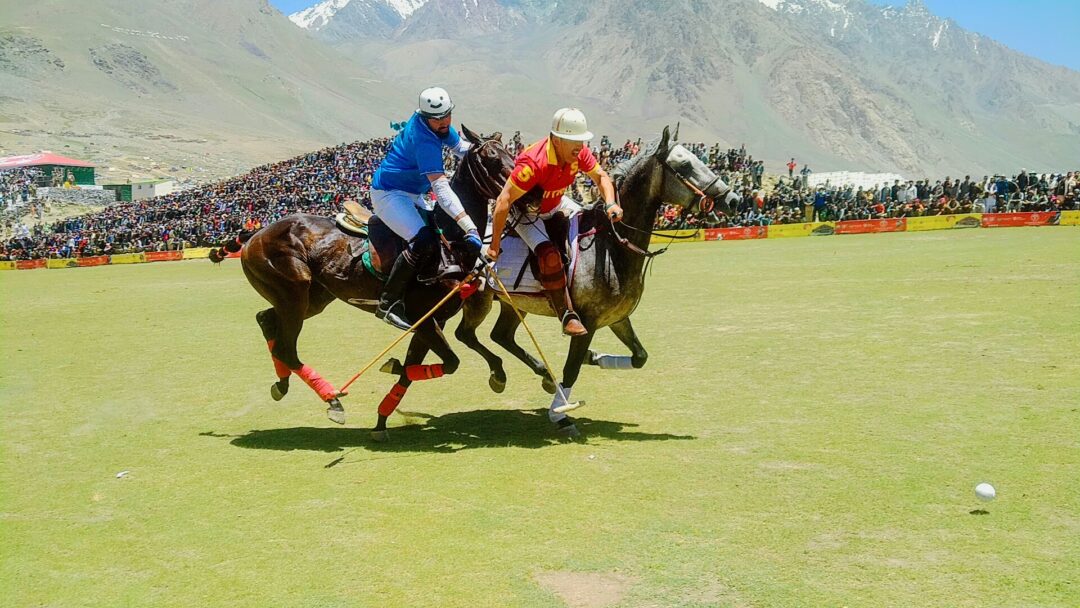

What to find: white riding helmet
left=418, top=87, right=454, bottom=119
left=550, top=107, right=593, bottom=142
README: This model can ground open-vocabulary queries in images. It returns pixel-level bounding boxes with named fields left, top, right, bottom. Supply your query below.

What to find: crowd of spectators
left=1, top=139, right=391, bottom=260
left=1, top=134, right=1077, bottom=260
left=1, top=168, right=39, bottom=211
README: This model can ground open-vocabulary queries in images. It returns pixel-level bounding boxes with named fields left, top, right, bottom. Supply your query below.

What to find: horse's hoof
left=541, top=375, right=557, bottom=395
left=555, top=418, right=581, bottom=439
left=488, top=372, right=506, bottom=394
left=370, top=429, right=389, bottom=443
left=380, top=358, right=402, bottom=375
left=326, top=400, right=346, bottom=425
left=270, top=381, right=288, bottom=401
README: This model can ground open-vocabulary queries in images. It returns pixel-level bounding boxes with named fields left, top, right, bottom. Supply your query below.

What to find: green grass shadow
left=218, top=408, right=695, bottom=454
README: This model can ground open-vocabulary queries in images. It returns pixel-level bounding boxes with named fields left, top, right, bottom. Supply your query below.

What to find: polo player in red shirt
left=486, top=108, right=623, bottom=336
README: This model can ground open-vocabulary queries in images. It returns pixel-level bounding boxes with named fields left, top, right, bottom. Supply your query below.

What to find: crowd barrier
left=2, top=212, right=1077, bottom=271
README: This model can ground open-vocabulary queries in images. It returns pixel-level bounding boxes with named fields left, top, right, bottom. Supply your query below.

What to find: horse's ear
left=460, top=124, right=482, bottom=145
left=490, top=131, right=502, bottom=143
left=657, top=126, right=672, bottom=157
left=673, top=122, right=680, bottom=142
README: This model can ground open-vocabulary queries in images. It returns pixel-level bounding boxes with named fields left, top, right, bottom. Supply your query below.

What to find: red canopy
left=0, top=153, right=96, bottom=170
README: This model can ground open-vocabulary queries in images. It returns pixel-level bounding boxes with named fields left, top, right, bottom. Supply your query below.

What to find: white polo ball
left=975, top=483, right=996, bottom=502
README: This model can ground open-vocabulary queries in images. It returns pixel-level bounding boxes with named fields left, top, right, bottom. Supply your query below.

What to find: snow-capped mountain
left=289, top=0, right=428, bottom=36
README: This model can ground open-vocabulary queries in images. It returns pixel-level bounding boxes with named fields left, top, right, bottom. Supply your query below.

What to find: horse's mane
left=611, top=137, right=662, bottom=187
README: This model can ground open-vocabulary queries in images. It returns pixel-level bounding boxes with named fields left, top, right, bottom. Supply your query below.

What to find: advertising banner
left=981, top=212, right=1059, bottom=228
left=78, top=256, right=110, bottom=267
left=834, top=218, right=906, bottom=234
left=110, top=253, right=147, bottom=264
left=1061, top=210, right=1080, bottom=226
left=766, top=222, right=835, bottom=238
left=46, top=258, right=80, bottom=269
left=145, top=251, right=183, bottom=262
left=651, top=229, right=703, bottom=245
left=182, top=247, right=213, bottom=259
left=0, top=261, right=15, bottom=271
left=947, top=214, right=983, bottom=229
left=704, top=226, right=767, bottom=241
left=905, top=215, right=951, bottom=231
left=16, top=259, right=45, bottom=270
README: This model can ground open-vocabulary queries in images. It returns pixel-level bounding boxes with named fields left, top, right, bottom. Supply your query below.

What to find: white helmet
left=418, top=87, right=454, bottom=119
left=550, top=107, right=593, bottom=142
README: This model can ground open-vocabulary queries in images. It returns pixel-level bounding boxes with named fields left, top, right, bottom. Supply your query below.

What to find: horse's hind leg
left=256, top=308, right=292, bottom=401
left=254, top=264, right=345, bottom=423
left=453, top=290, right=507, bottom=393
left=586, top=317, right=647, bottom=370
left=490, top=301, right=557, bottom=395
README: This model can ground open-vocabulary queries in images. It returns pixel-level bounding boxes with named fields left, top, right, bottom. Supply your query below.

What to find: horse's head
left=459, top=124, right=514, bottom=199
left=653, top=125, right=737, bottom=217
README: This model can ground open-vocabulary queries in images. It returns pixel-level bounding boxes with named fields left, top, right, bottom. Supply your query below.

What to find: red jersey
left=509, top=137, right=598, bottom=213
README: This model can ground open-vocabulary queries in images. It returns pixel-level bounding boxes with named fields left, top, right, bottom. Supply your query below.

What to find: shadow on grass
left=215, top=408, right=694, bottom=454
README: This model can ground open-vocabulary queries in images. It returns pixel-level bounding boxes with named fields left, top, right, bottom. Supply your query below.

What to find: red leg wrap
left=266, top=340, right=291, bottom=379
left=293, top=364, right=338, bottom=401
left=378, top=383, right=408, bottom=417
left=405, top=364, right=444, bottom=382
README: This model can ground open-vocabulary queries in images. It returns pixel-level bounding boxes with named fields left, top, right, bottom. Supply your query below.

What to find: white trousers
left=370, top=189, right=432, bottom=240
left=510, top=195, right=582, bottom=250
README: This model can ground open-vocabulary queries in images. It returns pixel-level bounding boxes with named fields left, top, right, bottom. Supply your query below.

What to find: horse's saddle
left=490, top=204, right=603, bottom=294
left=335, top=200, right=370, bottom=237
left=347, top=212, right=467, bottom=285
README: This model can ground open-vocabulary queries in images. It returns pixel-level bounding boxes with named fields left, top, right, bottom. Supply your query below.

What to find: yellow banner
left=110, top=253, right=146, bottom=264
left=946, top=213, right=983, bottom=229
left=0, top=261, right=15, bottom=270
left=1061, top=211, right=1080, bottom=226
left=182, top=247, right=213, bottom=259
left=650, top=229, right=704, bottom=245
left=46, top=258, right=80, bottom=269
left=905, top=215, right=952, bottom=231
left=767, top=222, right=835, bottom=238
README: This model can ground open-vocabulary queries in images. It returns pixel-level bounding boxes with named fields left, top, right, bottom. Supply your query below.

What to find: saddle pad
left=487, top=213, right=580, bottom=295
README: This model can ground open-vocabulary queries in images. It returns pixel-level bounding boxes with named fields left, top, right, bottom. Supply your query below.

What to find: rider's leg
left=511, top=207, right=586, bottom=336
left=370, top=189, right=438, bottom=330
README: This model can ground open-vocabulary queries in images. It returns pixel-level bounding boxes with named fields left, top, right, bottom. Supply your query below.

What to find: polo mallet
left=339, top=271, right=476, bottom=394
left=484, top=264, right=583, bottom=414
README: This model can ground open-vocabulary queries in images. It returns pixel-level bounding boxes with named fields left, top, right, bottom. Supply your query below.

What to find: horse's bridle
left=604, top=148, right=729, bottom=259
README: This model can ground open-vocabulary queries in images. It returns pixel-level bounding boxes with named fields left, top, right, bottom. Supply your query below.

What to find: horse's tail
left=209, top=230, right=257, bottom=264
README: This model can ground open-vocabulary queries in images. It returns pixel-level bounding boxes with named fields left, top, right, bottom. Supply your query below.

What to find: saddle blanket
left=487, top=213, right=581, bottom=295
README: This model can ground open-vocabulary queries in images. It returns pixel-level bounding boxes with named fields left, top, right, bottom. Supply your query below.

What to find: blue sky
left=270, top=0, right=1078, bottom=71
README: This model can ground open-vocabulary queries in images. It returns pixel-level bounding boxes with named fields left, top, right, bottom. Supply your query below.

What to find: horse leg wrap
left=592, top=353, right=635, bottom=370
left=266, top=340, right=291, bottom=379
left=549, top=384, right=572, bottom=423
left=405, top=364, right=444, bottom=382
left=536, top=242, right=566, bottom=290
left=378, top=383, right=408, bottom=417
left=293, top=364, right=338, bottom=401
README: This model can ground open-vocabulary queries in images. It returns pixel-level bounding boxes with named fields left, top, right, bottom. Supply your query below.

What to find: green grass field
left=2, top=227, right=1078, bottom=607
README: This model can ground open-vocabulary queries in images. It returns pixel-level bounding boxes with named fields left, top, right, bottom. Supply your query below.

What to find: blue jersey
left=372, top=112, right=460, bottom=195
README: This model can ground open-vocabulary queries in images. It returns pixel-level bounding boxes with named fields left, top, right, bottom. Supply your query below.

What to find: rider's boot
left=376, top=253, right=418, bottom=331
left=545, top=286, right=588, bottom=337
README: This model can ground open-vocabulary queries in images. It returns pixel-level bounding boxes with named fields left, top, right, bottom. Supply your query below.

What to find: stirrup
left=377, top=300, right=412, bottom=331
left=560, top=311, right=588, bottom=336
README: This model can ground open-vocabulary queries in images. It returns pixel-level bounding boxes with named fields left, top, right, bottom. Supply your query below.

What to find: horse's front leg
left=453, top=288, right=507, bottom=393
left=586, top=317, right=648, bottom=370
left=551, top=332, right=595, bottom=438
left=371, top=321, right=459, bottom=442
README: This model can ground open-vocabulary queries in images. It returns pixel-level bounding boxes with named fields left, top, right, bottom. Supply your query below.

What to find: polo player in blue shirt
left=370, top=87, right=482, bottom=330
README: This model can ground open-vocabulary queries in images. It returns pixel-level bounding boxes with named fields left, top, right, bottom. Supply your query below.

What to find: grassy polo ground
left=2, top=227, right=1078, bottom=607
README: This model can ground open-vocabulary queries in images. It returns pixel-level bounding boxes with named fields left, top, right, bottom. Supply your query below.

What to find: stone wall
left=36, top=187, right=117, bottom=205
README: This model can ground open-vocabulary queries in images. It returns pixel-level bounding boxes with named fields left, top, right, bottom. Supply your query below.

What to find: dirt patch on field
left=534, top=571, right=636, bottom=608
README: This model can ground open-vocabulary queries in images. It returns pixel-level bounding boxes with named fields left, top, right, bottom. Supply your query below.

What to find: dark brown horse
left=210, top=126, right=512, bottom=438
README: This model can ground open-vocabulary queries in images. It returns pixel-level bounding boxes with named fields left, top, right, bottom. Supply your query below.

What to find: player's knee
left=406, top=226, right=438, bottom=263
left=536, top=241, right=565, bottom=289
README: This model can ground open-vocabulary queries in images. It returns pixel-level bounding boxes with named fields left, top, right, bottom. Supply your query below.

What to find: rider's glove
left=464, top=229, right=483, bottom=255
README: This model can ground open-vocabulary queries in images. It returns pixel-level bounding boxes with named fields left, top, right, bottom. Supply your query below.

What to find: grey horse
left=453, top=125, right=738, bottom=436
